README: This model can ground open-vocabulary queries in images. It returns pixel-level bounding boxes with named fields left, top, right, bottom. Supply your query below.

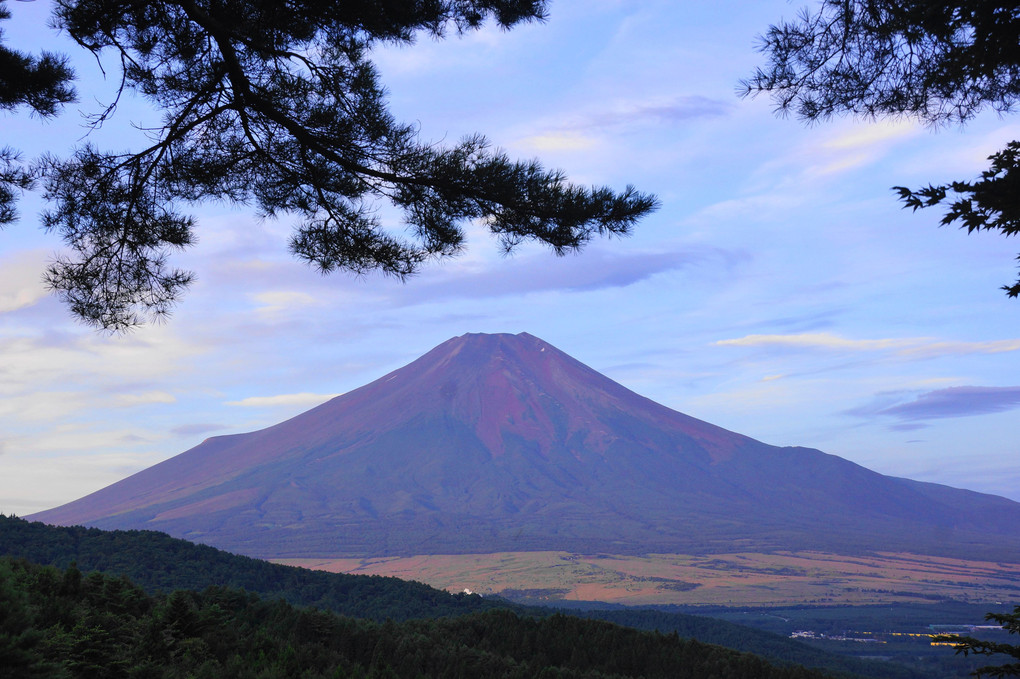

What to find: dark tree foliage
left=895, top=142, right=1020, bottom=296
left=0, top=555, right=837, bottom=679
left=0, top=514, right=506, bottom=623
left=0, top=0, right=75, bottom=225
left=0, top=147, right=33, bottom=225
left=3, top=0, right=657, bottom=330
left=0, top=515, right=930, bottom=679
left=742, top=1, right=1020, bottom=125
left=742, top=0, right=1020, bottom=297
left=937, top=607, right=1020, bottom=678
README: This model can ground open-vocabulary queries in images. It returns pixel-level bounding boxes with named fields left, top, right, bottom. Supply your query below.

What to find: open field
left=274, top=551, right=1020, bottom=607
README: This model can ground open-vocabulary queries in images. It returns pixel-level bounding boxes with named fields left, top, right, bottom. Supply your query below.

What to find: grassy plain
left=274, top=551, right=1020, bottom=607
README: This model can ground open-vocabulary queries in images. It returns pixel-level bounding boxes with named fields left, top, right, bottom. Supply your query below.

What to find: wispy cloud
left=519, top=96, right=730, bottom=152
left=718, top=333, right=906, bottom=351
left=0, top=450, right=164, bottom=514
left=575, top=96, right=731, bottom=129
left=0, top=250, right=50, bottom=314
left=742, top=119, right=921, bottom=191
left=805, top=120, right=920, bottom=176
left=848, top=386, right=1020, bottom=422
left=823, top=120, right=918, bottom=151
left=689, top=193, right=809, bottom=224
left=890, top=423, right=930, bottom=432
left=226, top=392, right=340, bottom=408
left=524, top=133, right=600, bottom=151
left=209, top=243, right=728, bottom=311
left=400, top=245, right=740, bottom=305
left=169, top=423, right=229, bottom=437
left=0, top=391, right=92, bottom=422
left=251, top=290, right=321, bottom=317
left=113, top=391, right=177, bottom=408
left=7, top=423, right=159, bottom=456
left=716, top=332, right=1020, bottom=359
left=0, top=326, right=206, bottom=391
left=884, top=386, right=1020, bottom=420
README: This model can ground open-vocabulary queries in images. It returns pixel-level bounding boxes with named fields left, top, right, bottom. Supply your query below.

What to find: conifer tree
left=744, top=1, right=1020, bottom=296
left=938, top=607, right=1020, bottom=678
left=1, top=0, right=657, bottom=329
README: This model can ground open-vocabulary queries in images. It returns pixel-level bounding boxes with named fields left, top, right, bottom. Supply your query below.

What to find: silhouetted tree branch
left=4, top=0, right=658, bottom=329
left=744, top=0, right=1020, bottom=297
left=936, top=606, right=1020, bottom=678
left=0, top=0, right=75, bottom=225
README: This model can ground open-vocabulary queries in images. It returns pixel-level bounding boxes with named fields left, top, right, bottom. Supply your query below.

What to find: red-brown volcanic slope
left=29, top=333, right=1020, bottom=560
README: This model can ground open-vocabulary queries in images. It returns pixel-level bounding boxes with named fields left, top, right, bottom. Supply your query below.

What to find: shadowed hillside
left=1, top=554, right=851, bottom=679
left=0, top=515, right=926, bottom=678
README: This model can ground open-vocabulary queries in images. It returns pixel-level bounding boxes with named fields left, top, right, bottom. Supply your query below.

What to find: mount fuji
left=29, top=332, right=1020, bottom=561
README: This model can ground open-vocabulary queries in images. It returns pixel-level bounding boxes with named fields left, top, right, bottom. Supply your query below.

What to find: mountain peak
left=29, top=333, right=1020, bottom=561
left=416, top=331, right=561, bottom=370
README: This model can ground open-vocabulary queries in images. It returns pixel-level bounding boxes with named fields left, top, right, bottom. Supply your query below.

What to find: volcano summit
left=30, top=333, right=1020, bottom=560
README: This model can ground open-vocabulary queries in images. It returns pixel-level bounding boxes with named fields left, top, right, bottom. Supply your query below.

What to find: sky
left=1, top=0, right=1018, bottom=517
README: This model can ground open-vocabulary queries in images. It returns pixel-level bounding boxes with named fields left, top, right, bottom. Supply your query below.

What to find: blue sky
left=1, top=0, right=1018, bottom=516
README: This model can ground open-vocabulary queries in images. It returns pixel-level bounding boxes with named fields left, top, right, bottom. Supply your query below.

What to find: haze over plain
left=1, top=0, right=1018, bottom=516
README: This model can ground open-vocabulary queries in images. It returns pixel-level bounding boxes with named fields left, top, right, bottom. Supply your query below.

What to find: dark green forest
left=0, top=555, right=840, bottom=679
left=0, top=515, right=930, bottom=678
left=0, top=516, right=942, bottom=678
left=0, top=515, right=500, bottom=622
